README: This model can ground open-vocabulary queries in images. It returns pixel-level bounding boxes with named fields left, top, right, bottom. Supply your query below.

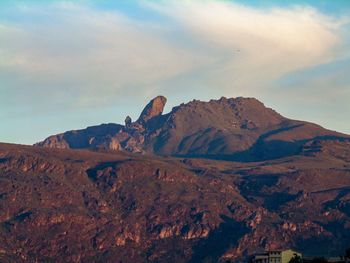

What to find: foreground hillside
left=1, top=142, right=350, bottom=262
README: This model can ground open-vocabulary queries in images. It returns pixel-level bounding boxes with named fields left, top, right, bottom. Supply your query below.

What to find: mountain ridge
left=2, top=96, right=350, bottom=261
left=35, top=96, right=349, bottom=161
left=0, top=140, right=350, bottom=262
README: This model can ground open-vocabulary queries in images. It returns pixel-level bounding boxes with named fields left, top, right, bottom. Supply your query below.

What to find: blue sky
left=0, top=0, right=350, bottom=144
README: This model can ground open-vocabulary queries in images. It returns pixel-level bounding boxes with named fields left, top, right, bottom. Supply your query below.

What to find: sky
left=0, top=0, right=350, bottom=145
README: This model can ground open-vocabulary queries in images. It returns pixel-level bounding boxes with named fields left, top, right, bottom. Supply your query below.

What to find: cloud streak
left=0, top=3, right=211, bottom=107
left=0, top=0, right=349, bottom=143
left=147, top=1, right=346, bottom=92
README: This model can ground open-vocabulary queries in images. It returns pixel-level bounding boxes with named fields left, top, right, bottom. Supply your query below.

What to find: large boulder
left=137, top=96, right=167, bottom=124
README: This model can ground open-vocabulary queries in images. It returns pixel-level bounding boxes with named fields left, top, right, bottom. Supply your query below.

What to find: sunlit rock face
left=137, top=95, right=167, bottom=124
left=1, top=141, right=350, bottom=262
left=2, top=93, right=350, bottom=261
left=35, top=96, right=348, bottom=161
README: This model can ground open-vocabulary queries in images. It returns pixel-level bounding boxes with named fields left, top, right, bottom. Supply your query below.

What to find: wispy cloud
left=146, top=1, right=347, bottom=93
left=0, top=0, right=349, bottom=143
left=0, top=2, right=212, bottom=108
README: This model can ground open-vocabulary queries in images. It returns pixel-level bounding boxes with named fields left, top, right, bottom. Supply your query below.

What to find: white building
left=252, top=249, right=302, bottom=263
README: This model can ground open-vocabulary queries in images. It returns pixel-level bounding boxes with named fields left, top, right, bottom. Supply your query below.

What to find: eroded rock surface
left=137, top=95, right=167, bottom=124
left=35, top=96, right=349, bottom=161
left=0, top=143, right=350, bottom=262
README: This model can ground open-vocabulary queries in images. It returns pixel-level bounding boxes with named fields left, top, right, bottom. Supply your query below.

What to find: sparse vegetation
left=0, top=132, right=349, bottom=262
left=310, top=257, right=328, bottom=263
left=289, top=254, right=303, bottom=263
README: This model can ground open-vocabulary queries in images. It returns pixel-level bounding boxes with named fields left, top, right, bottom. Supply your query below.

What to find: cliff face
left=25, top=96, right=350, bottom=261
left=0, top=142, right=350, bottom=262
left=137, top=95, right=167, bottom=124
left=35, top=96, right=348, bottom=161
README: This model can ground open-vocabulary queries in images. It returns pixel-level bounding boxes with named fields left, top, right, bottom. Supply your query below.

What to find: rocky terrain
left=36, top=96, right=348, bottom=161
left=0, top=140, right=350, bottom=262
left=1, top=96, right=350, bottom=262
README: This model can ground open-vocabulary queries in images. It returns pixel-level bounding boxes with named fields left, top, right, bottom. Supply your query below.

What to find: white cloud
left=0, top=2, right=212, bottom=108
left=146, top=0, right=346, bottom=94
left=0, top=0, right=349, bottom=139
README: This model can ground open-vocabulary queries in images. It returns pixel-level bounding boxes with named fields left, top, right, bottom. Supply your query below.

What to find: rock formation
left=137, top=95, right=167, bottom=124
left=2, top=95, right=350, bottom=262
left=124, top=116, right=132, bottom=128
left=1, top=140, right=350, bottom=262
left=35, top=96, right=349, bottom=161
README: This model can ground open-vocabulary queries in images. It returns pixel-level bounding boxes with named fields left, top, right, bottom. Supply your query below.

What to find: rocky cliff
left=36, top=96, right=348, bottom=161
left=0, top=142, right=350, bottom=262
left=20, top=95, right=350, bottom=262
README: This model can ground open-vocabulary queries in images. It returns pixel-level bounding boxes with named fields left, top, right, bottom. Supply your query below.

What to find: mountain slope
left=36, top=96, right=348, bottom=161
left=1, top=142, right=350, bottom=262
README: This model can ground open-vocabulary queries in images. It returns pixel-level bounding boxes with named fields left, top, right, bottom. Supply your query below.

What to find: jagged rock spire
left=137, top=96, right=167, bottom=124
left=125, top=116, right=132, bottom=127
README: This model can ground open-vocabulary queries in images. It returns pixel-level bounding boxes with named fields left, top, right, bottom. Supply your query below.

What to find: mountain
left=0, top=141, right=350, bottom=262
left=3, top=96, right=350, bottom=262
left=36, top=96, right=348, bottom=161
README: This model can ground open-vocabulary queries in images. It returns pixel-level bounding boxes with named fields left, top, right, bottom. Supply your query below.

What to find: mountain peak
left=137, top=95, right=167, bottom=124
left=35, top=96, right=348, bottom=161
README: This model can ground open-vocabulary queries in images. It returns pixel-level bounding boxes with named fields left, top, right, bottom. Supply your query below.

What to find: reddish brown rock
left=35, top=96, right=349, bottom=161
left=137, top=95, right=167, bottom=124
left=1, top=142, right=350, bottom=262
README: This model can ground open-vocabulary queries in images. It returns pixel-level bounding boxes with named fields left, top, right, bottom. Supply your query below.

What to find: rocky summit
left=36, top=96, right=348, bottom=161
left=1, top=96, right=350, bottom=262
left=137, top=95, right=167, bottom=124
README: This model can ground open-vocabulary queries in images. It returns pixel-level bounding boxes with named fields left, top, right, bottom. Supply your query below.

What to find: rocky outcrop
left=137, top=95, right=167, bottom=124
left=35, top=123, right=124, bottom=150
left=35, top=95, right=349, bottom=161
left=124, top=116, right=132, bottom=127
left=37, top=134, right=69, bottom=149
left=1, top=143, right=350, bottom=262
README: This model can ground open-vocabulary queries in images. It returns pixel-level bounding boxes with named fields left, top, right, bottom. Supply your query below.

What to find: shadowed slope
left=1, top=142, right=350, bottom=262
left=36, top=96, right=349, bottom=161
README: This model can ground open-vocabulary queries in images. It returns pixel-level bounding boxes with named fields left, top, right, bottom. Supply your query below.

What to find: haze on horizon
left=0, top=0, right=350, bottom=144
